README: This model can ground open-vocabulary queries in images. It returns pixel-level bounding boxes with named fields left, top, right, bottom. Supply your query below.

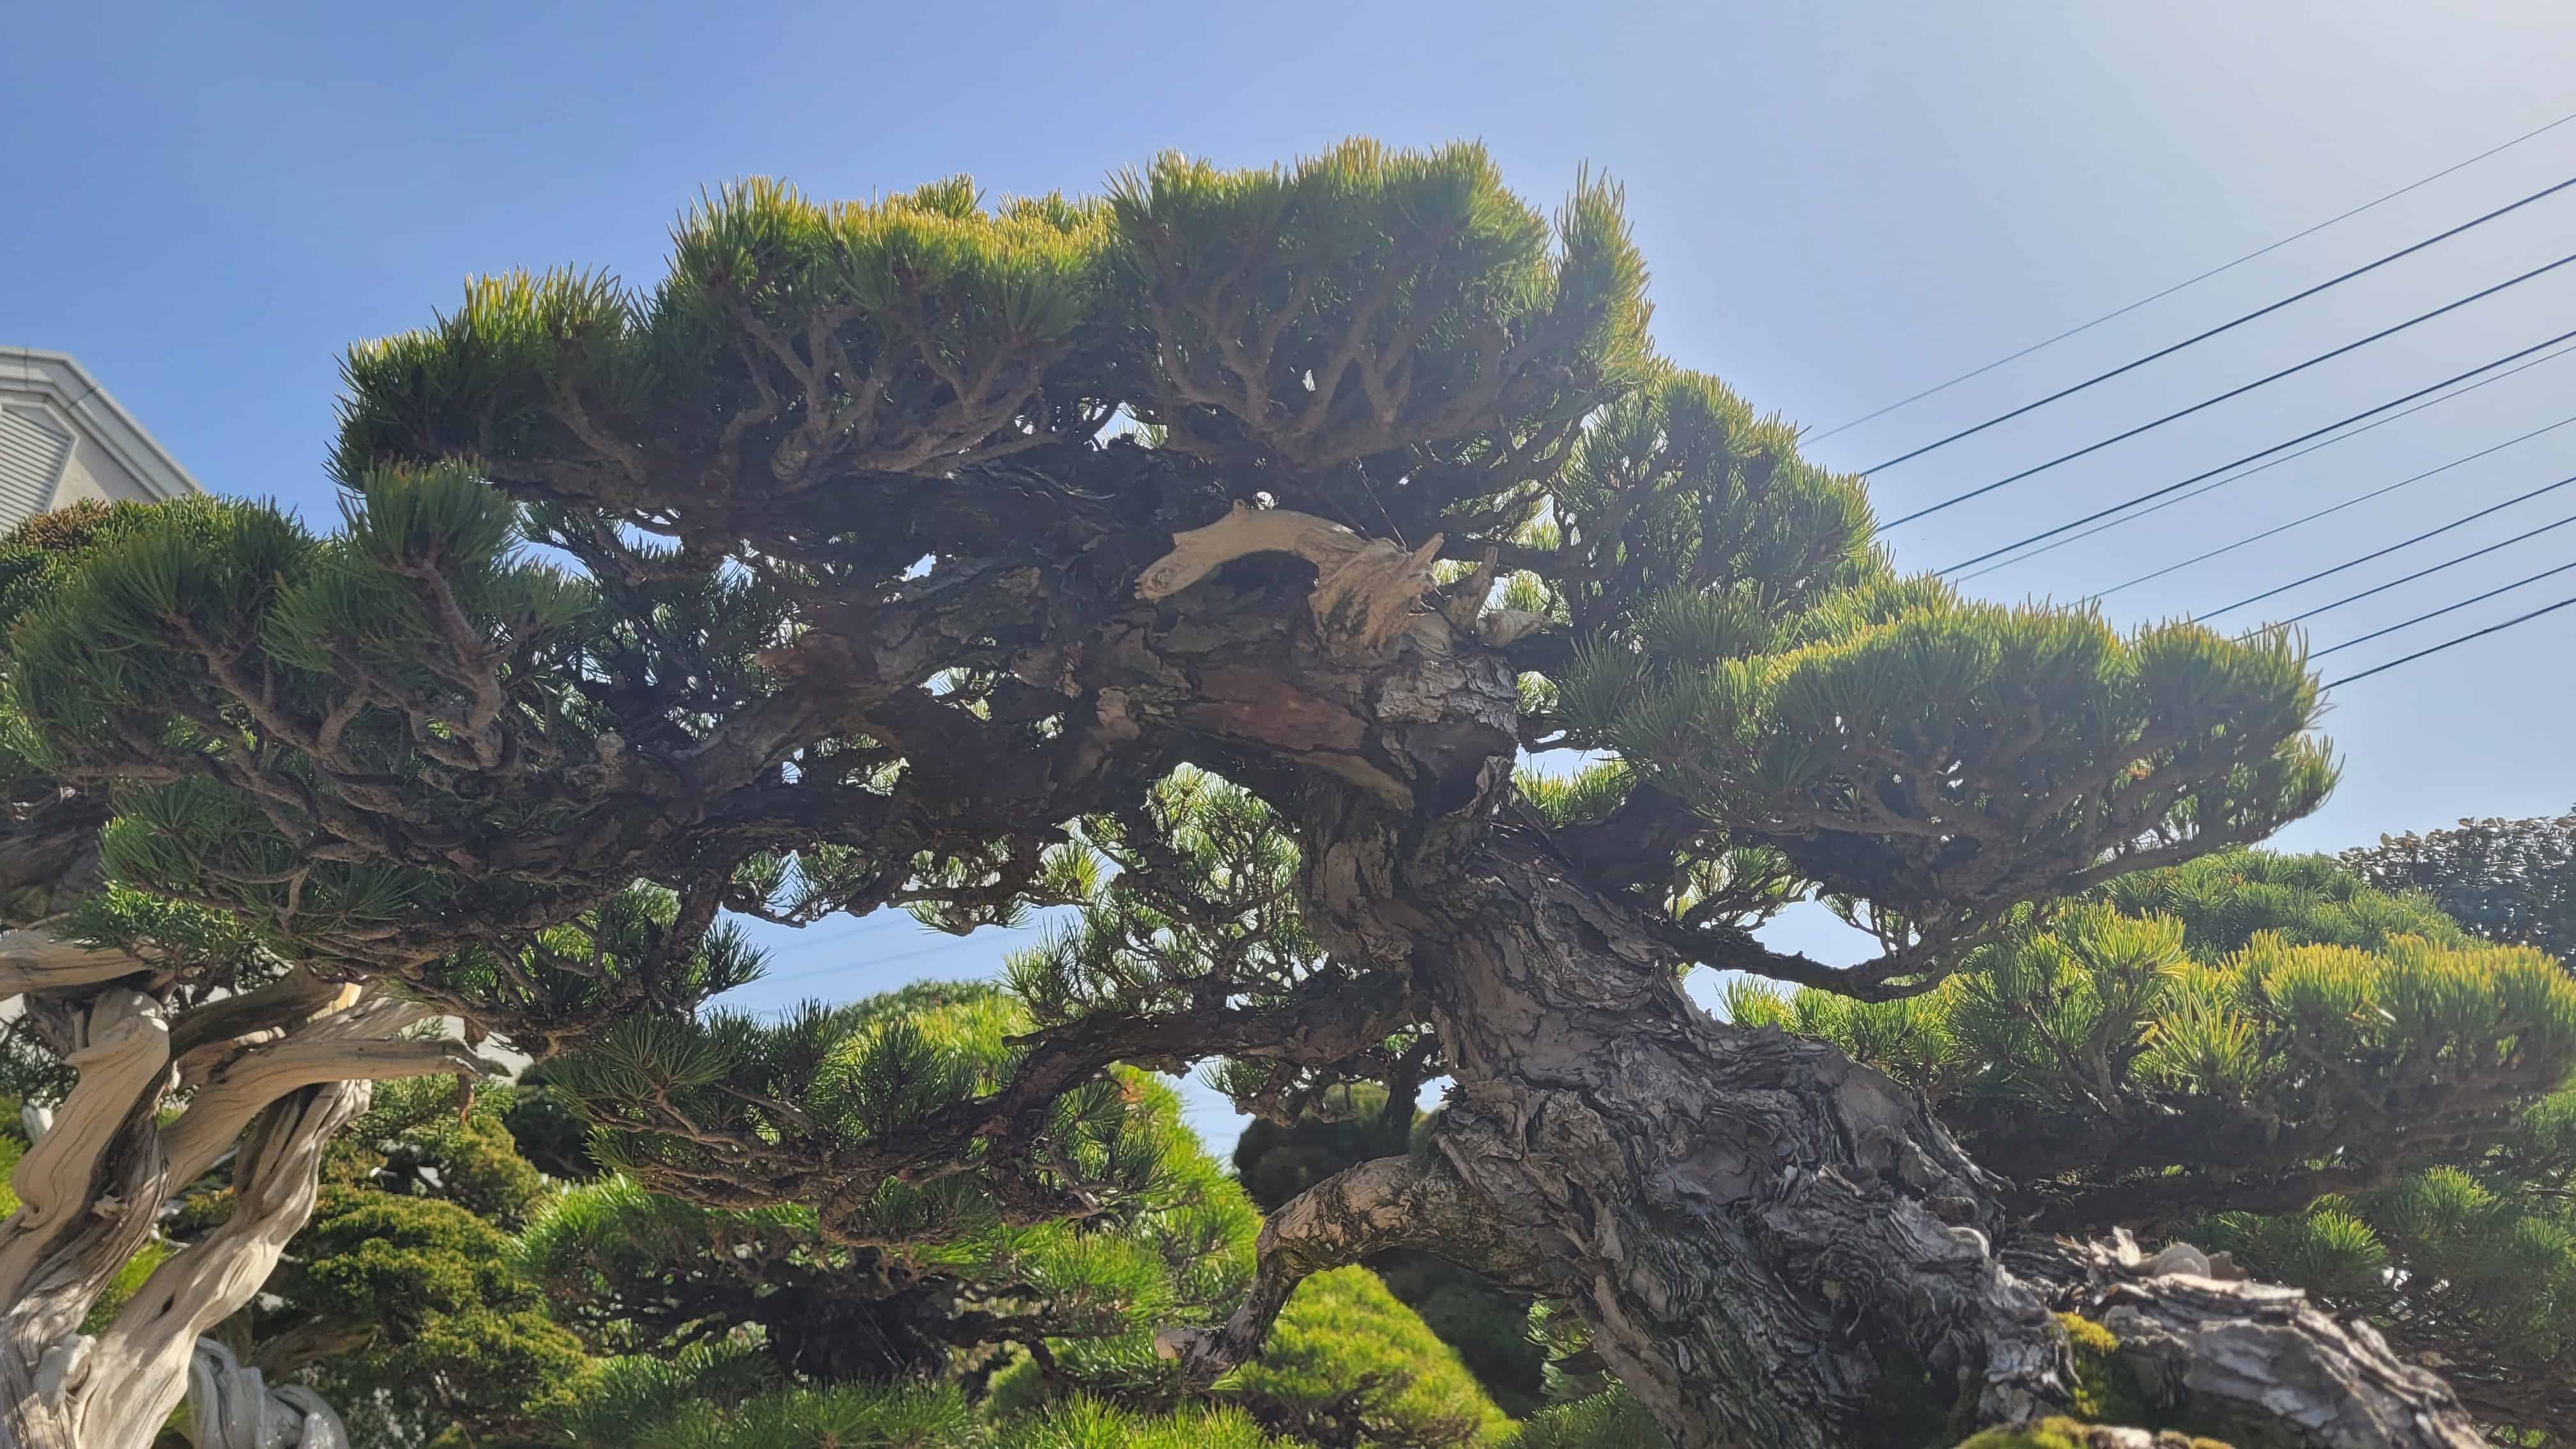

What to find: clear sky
left=8, top=1, right=2575, bottom=1149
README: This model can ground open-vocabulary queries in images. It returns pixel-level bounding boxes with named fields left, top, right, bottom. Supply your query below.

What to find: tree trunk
left=1123, top=512, right=2483, bottom=1446
left=0, top=987, right=486, bottom=1449
left=1308, top=822, right=2064, bottom=1448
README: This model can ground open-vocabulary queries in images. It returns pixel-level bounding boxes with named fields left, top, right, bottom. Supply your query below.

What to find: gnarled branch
left=1138, top=502, right=1442, bottom=660
left=1154, top=1147, right=1548, bottom=1381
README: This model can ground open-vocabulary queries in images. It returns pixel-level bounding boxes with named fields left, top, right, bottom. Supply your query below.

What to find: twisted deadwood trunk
left=0, top=951, right=491, bottom=1449
left=184, top=1338, right=348, bottom=1449
left=1143, top=509, right=2482, bottom=1449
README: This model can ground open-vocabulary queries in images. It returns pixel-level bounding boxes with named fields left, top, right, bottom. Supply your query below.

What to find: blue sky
left=8, top=1, right=2575, bottom=1149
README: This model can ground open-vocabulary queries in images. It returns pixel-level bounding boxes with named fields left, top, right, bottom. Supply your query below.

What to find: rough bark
left=1126, top=510, right=2485, bottom=1449
left=2008, top=1235, right=2485, bottom=1449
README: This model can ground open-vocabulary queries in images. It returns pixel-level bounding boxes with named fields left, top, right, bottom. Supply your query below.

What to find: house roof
left=0, top=346, right=203, bottom=503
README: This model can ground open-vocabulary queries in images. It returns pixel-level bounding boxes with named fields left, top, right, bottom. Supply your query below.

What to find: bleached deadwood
left=80, top=1085, right=370, bottom=1449
left=159, top=993, right=489, bottom=1188
left=1136, top=502, right=1443, bottom=659
left=0, top=933, right=153, bottom=1001
left=185, top=1338, right=349, bottom=1449
left=0, top=991, right=172, bottom=1305
left=0, top=977, right=497, bottom=1449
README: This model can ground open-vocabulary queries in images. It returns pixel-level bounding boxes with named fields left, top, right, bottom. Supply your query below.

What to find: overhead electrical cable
left=1933, top=326, right=2576, bottom=576
left=1805, top=109, right=2576, bottom=443
left=1880, top=250, right=2576, bottom=530
left=2083, top=411, right=2576, bottom=599
left=2203, top=475, right=2576, bottom=621
left=2321, top=593, right=2576, bottom=689
left=755, top=930, right=1020, bottom=990
left=1858, top=174, right=2576, bottom=474
left=2312, top=558, right=2576, bottom=658
left=1950, top=337, right=2576, bottom=585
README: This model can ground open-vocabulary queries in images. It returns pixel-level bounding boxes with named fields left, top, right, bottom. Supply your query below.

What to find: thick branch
left=1154, top=1149, right=1545, bottom=1380
left=0, top=931, right=151, bottom=1001
left=160, top=996, right=498, bottom=1189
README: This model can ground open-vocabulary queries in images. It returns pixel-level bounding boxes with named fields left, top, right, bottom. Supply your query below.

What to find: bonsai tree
left=1731, top=850, right=2576, bottom=1443
left=3, top=143, right=2490, bottom=1446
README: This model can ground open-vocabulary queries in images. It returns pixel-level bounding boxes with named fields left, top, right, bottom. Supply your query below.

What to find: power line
left=2204, top=475, right=2576, bottom=620
left=753, top=930, right=1025, bottom=990
left=1805, top=109, right=2576, bottom=444
left=1858, top=174, right=2576, bottom=474
left=2322, top=592, right=2576, bottom=689
left=2240, top=511, right=2576, bottom=631
left=1935, top=326, right=2576, bottom=575
left=1952, top=337, right=2576, bottom=585
left=2084, top=411, right=2576, bottom=599
left=1882, top=250, right=2576, bottom=529
left=2312, top=558, right=2576, bottom=657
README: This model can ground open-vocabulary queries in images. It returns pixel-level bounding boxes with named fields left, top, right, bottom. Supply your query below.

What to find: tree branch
left=1154, top=1149, right=1547, bottom=1381
left=84, top=1086, right=369, bottom=1449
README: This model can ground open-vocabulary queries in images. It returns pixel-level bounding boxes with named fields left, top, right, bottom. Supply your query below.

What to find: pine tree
left=1, top=143, right=2491, bottom=1447
left=0, top=502, right=503, bottom=1449
left=1729, top=850, right=2576, bottom=1443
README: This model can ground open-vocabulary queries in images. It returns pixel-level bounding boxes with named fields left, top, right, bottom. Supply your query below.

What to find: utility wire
left=1807, top=109, right=2576, bottom=444
left=2204, top=476, right=2576, bottom=620
left=2312, top=557, right=2576, bottom=657
left=1935, top=326, right=2576, bottom=575
left=1882, top=250, right=2576, bottom=529
left=2085, top=411, right=2576, bottom=599
left=1859, top=174, right=2576, bottom=474
left=2241, top=511, right=2576, bottom=632
left=1952, top=337, right=2576, bottom=585
left=755, top=929, right=1023, bottom=990
left=2322, top=592, right=2576, bottom=689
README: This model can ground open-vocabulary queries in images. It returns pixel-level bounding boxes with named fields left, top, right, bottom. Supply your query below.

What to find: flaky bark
left=1126, top=510, right=2483, bottom=1449
left=2009, top=1236, right=2483, bottom=1448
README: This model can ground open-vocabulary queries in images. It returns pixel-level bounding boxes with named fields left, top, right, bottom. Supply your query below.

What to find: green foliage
left=337, top=1075, right=553, bottom=1229
left=1496, top=1392, right=1666, bottom=1449
left=545, top=1337, right=778, bottom=1445
left=549, top=978, right=1199, bottom=1251
left=528, top=1007, right=1259, bottom=1389
left=1735, top=852, right=2576, bottom=1216
left=620, top=1380, right=981, bottom=1449
left=994, top=1397, right=1296, bottom=1449
left=1112, top=141, right=1651, bottom=498
left=1229, top=1267, right=1511, bottom=1448
left=271, top=1185, right=589, bottom=1441
left=1565, top=587, right=2331, bottom=984
left=1232, top=1090, right=1545, bottom=1418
